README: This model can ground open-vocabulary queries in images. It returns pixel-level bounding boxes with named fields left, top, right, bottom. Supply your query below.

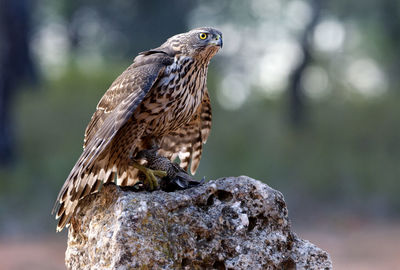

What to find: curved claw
left=134, top=149, right=205, bottom=191
left=146, top=169, right=167, bottom=190
left=130, top=160, right=167, bottom=190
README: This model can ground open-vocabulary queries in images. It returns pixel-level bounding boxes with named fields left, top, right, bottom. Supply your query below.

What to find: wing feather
left=84, top=51, right=171, bottom=148
left=53, top=52, right=173, bottom=231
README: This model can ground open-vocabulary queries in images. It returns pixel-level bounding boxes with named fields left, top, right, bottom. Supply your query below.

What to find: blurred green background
left=1, top=0, right=400, bottom=268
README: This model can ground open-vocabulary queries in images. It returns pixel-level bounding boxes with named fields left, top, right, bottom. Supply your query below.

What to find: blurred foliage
left=1, top=63, right=400, bottom=233
left=1, top=0, right=400, bottom=234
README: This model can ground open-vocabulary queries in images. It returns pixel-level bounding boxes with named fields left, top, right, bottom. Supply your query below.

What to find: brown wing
left=159, top=90, right=212, bottom=175
left=53, top=51, right=173, bottom=231
left=84, top=50, right=172, bottom=148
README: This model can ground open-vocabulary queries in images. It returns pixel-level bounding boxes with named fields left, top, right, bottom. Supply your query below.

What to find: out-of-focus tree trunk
left=0, top=0, right=36, bottom=165
left=288, top=0, right=321, bottom=128
left=381, top=0, right=400, bottom=90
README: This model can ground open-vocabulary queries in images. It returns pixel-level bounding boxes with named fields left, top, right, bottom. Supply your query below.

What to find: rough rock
left=66, top=176, right=332, bottom=270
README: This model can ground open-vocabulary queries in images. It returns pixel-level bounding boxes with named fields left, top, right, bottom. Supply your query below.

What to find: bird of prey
left=53, top=27, right=222, bottom=232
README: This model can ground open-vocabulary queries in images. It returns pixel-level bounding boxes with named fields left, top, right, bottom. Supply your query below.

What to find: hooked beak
left=209, top=34, right=223, bottom=48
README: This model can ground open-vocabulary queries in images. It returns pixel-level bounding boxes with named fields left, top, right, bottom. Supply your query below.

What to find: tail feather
left=53, top=146, right=113, bottom=231
left=53, top=147, right=141, bottom=232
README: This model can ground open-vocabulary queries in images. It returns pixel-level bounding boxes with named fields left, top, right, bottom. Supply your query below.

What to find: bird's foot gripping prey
left=129, top=159, right=167, bottom=190
left=53, top=27, right=222, bottom=232
left=133, top=148, right=205, bottom=192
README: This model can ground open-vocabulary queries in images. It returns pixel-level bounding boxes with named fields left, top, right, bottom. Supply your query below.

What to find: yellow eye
left=199, top=33, right=208, bottom=40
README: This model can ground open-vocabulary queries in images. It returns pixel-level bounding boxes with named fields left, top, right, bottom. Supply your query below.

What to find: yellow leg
left=130, top=160, right=167, bottom=190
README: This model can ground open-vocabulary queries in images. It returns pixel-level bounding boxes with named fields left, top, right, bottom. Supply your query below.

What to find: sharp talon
left=134, top=149, right=203, bottom=191
left=130, top=160, right=166, bottom=190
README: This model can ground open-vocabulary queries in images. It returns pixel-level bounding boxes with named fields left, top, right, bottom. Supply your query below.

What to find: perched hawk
left=53, top=27, right=222, bottom=232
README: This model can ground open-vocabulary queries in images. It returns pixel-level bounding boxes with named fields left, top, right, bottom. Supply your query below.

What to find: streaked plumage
left=53, top=27, right=222, bottom=231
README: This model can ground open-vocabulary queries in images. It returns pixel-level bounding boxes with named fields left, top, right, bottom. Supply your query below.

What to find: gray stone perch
left=66, top=176, right=332, bottom=269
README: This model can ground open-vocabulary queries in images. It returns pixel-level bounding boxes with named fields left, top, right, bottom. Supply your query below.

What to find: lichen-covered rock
left=66, top=176, right=332, bottom=270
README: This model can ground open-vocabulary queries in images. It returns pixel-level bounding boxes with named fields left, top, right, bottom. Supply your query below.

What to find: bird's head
left=164, top=27, right=223, bottom=60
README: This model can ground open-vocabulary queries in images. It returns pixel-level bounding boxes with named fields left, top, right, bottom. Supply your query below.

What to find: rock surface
left=66, top=176, right=332, bottom=270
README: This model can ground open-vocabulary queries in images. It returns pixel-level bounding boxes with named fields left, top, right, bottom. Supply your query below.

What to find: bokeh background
left=1, top=0, right=400, bottom=269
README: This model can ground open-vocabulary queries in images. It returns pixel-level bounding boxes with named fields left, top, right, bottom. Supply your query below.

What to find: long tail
left=53, top=145, right=143, bottom=231
left=53, top=152, right=115, bottom=232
